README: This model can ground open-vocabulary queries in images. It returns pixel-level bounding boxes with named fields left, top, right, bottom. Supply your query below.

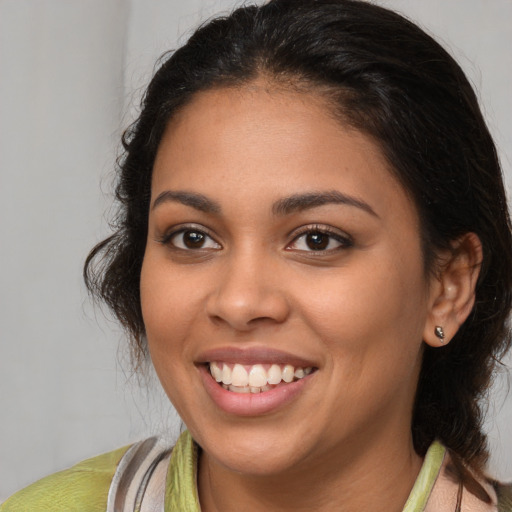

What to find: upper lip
left=195, top=346, right=318, bottom=368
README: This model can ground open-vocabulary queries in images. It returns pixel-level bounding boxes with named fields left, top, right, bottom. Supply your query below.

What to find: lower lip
left=198, top=365, right=315, bottom=416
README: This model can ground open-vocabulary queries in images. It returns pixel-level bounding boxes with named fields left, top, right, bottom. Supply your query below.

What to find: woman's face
left=140, top=84, right=436, bottom=476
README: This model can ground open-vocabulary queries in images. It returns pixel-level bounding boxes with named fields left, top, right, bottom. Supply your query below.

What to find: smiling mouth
left=208, top=362, right=315, bottom=394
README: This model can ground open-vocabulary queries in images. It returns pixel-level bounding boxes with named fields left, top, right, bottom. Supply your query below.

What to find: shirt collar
left=165, top=431, right=446, bottom=512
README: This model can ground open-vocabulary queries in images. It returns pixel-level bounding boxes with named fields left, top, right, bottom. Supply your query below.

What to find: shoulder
left=495, top=481, right=512, bottom=512
left=0, top=445, right=131, bottom=512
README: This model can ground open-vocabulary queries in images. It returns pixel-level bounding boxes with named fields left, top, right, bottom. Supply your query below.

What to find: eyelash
left=157, top=224, right=353, bottom=253
left=287, top=225, right=353, bottom=253
left=157, top=225, right=221, bottom=251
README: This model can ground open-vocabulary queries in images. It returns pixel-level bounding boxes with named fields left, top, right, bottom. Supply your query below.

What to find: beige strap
left=139, top=450, right=172, bottom=512
left=107, top=437, right=171, bottom=512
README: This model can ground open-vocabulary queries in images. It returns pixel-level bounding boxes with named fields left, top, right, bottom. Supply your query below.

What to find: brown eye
left=288, top=227, right=352, bottom=253
left=168, top=228, right=221, bottom=250
left=305, top=232, right=329, bottom=250
left=183, top=230, right=205, bottom=248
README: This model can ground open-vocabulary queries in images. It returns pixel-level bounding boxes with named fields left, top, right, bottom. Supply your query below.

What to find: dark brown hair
left=85, top=0, right=512, bottom=469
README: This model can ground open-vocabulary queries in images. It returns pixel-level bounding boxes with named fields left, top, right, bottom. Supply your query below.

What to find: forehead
left=151, top=84, right=414, bottom=223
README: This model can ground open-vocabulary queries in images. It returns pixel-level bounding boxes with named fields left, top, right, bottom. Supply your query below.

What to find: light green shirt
left=0, top=432, right=499, bottom=512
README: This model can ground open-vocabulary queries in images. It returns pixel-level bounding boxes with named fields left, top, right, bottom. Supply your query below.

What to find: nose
left=205, top=250, right=290, bottom=332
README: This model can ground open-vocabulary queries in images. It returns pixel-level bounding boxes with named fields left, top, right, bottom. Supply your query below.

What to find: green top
left=0, top=444, right=130, bottom=512
left=165, top=430, right=201, bottom=511
left=0, top=433, right=484, bottom=512
left=403, top=441, right=445, bottom=511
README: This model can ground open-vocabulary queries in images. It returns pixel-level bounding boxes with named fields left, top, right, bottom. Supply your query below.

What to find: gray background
left=1, top=0, right=511, bottom=500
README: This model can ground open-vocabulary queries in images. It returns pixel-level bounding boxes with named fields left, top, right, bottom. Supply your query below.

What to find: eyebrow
left=152, top=190, right=221, bottom=213
left=151, top=189, right=377, bottom=218
left=272, top=190, right=378, bottom=217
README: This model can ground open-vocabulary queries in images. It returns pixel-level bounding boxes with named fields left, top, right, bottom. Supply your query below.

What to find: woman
left=2, top=0, right=511, bottom=510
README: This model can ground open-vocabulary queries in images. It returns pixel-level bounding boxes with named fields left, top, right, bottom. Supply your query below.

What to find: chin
left=208, top=444, right=305, bottom=477
left=193, top=421, right=312, bottom=476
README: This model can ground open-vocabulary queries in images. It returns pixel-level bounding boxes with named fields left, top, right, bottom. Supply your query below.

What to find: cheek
left=141, top=252, right=201, bottom=332
left=140, top=256, right=203, bottom=415
left=140, top=255, right=195, bottom=365
left=295, top=250, right=428, bottom=368
left=298, top=260, right=426, bottom=427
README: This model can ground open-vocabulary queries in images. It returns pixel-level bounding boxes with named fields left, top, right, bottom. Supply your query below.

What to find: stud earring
left=434, top=326, right=445, bottom=343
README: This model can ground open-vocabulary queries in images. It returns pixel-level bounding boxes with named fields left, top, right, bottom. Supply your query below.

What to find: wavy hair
left=84, top=0, right=512, bottom=469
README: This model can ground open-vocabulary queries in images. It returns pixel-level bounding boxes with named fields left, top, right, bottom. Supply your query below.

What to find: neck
left=198, top=428, right=423, bottom=512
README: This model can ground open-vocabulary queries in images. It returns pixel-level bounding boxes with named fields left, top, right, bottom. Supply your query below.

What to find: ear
left=423, top=233, right=482, bottom=347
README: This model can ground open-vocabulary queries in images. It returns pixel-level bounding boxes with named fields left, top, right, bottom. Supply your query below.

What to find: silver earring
left=434, top=326, right=445, bottom=343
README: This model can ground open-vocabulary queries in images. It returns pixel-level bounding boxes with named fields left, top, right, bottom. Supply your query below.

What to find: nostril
left=207, top=297, right=289, bottom=331
left=204, top=261, right=291, bottom=330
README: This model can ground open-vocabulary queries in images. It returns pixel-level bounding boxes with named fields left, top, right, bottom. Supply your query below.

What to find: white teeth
left=294, top=368, right=305, bottom=379
left=267, top=364, right=282, bottom=385
left=231, top=364, right=249, bottom=387
left=248, top=364, right=267, bottom=387
left=209, top=362, right=314, bottom=392
left=282, top=365, right=294, bottom=383
left=221, top=365, right=232, bottom=385
left=210, top=362, right=223, bottom=382
left=229, top=385, right=250, bottom=393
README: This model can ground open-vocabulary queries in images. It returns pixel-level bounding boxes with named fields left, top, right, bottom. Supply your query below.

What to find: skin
left=140, top=83, right=480, bottom=511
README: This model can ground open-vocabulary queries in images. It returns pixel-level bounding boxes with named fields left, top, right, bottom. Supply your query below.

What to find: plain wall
left=1, top=0, right=511, bottom=500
